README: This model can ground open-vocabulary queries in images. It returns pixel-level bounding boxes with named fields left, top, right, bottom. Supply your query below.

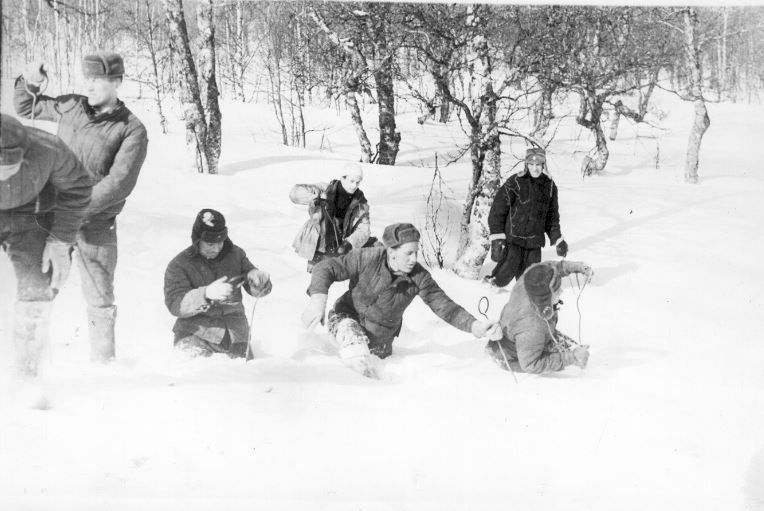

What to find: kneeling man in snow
left=486, top=260, right=593, bottom=374
left=301, top=222, right=501, bottom=378
left=164, top=209, right=272, bottom=359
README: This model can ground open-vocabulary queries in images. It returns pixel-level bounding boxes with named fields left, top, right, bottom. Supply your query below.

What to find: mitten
left=41, top=239, right=72, bottom=291
left=337, top=241, right=353, bottom=255
left=490, top=239, right=507, bottom=262
left=556, top=239, right=568, bottom=258
left=247, top=269, right=272, bottom=298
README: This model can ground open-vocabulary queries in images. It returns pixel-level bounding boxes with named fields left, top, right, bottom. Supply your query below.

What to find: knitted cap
left=382, top=223, right=420, bottom=248
left=525, top=147, right=546, bottom=164
left=82, top=52, right=124, bottom=79
left=524, top=264, right=558, bottom=306
left=191, top=208, right=228, bottom=243
left=341, top=162, right=364, bottom=180
left=0, top=114, right=28, bottom=166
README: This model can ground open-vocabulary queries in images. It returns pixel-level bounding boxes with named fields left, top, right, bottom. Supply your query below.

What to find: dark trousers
left=1, top=214, right=55, bottom=302
left=75, top=218, right=118, bottom=308
left=490, top=244, right=541, bottom=287
left=175, top=330, right=250, bottom=359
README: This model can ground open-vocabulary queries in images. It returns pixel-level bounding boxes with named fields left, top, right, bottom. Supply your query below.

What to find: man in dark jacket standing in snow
left=14, top=52, right=148, bottom=362
left=487, top=148, right=567, bottom=288
left=301, top=222, right=501, bottom=378
left=164, top=209, right=272, bottom=359
left=1, top=114, right=92, bottom=378
left=486, top=260, right=593, bottom=374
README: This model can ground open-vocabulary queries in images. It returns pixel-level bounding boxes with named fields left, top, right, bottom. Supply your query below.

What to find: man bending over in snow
left=301, top=222, right=501, bottom=378
left=486, top=260, right=593, bottom=374
left=1, top=114, right=92, bottom=380
left=164, top=209, right=272, bottom=359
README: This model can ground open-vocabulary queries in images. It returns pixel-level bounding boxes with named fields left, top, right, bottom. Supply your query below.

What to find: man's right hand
left=205, top=276, right=234, bottom=302
left=565, top=345, right=590, bottom=369
left=23, top=62, right=47, bottom=85
left=301, top=293, right=328, bottom=329
left=490, top=239, right=507, bottom=263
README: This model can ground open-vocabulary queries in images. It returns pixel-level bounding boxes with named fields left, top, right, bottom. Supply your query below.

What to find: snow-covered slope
left=1, top=82, right=763, bottom=510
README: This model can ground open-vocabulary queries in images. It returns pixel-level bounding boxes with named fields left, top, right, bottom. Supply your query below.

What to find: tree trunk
left=683, top=8, right=710, bottom=184
left=197, top=0, right=222, bottom=174
left=345, top=83, right=374, bottom=163
left=453, top=6, right=501, bottom=279
left=164, top=0, right=210, bottom=173
left=530, top=81, right=554, bottom=140
left=145, top=0, right=167, bottom=134
left=577, top=90, right=609, bottom=175
left=374, top=54, right=400, bottom=165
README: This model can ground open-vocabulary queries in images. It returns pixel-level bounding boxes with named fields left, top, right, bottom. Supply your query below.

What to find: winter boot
left=87, top=305, right=116, bottom=363
left=13, top=301, right=52, bottom=379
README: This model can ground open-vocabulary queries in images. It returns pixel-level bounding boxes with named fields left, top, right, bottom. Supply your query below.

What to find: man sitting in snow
left=301, top=222, right=501, bottom=378
left=486, top=260, right=593, bottom=374
left=164, top=209, right=272, bottom=359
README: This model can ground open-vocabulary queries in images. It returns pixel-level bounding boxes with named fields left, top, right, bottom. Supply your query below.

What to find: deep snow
left=1, top=78, right=763, bottom=510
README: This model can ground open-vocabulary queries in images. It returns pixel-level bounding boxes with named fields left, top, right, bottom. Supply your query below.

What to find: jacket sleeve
left=47, top=143, right=93, bottom=243
left=545, top=181, right=562, bottom=245
left=488, top=181, right=511, bottom=240
left=289, top=182, right=328, bottom=205
left=307, top=249, right=364, bottom=296
left=515, top=327, right=567, bottom=374
left=416, top=270, right=476, bottom=333
left=164, top=259, right=210, bottom=319
left=84, top=122, right=148, bottom=217
left=14, top=76, right=79, bottom=122
left=344, top=202, right=370, bottom=249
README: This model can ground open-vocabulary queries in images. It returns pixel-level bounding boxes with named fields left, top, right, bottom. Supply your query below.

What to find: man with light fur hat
left=290, top=161, right=375, bottom=273
left=14, top=52, right=148, bottom=363
left=301, top=222, right=501, bottom=378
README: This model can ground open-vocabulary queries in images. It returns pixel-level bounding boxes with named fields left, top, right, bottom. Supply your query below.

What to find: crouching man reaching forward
left=486, top=260, right=593, bottom=374
left=164, top=209, right=272, bottom=359
left=301, top=222, right=500, bottom=378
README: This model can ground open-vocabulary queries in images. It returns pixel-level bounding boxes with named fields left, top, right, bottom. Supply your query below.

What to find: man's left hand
left=247, top=269, right=272, bottom=298
left=41, top=239, right=73, bottom=291
left=556, top=239, right=568, bottom=258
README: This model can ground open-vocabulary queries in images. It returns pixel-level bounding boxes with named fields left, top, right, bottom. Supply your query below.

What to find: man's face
left=527, top=161, right=544, bottom=178
left=199, top=240, right=224, bottom=259
left=84, top=76, right=120, bottom=109
left=340, top=175, right=362, bottom=194
left=388, top=241, right=419, bottom=274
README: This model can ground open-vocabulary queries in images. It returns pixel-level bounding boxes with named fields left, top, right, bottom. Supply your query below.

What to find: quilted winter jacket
left=290, top=180, right=370, bottom=259
left=488, top=171, right=561, bottom=249
left=308, top=246, right=476, bottom=349
left=497, top=260, right=588, bottom=373
left=14, top=77, right=148, bottom=223
left=164, top=240, right=257, bottom=345
left=0, top=126, right=92, bottom=243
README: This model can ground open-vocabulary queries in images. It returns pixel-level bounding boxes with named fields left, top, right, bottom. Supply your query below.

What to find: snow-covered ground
left=1, top=79, right=763, bottom=510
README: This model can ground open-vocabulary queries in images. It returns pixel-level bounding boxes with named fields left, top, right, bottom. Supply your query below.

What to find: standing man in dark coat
left=1, top=114, right=92, bottom=378
left=14, top=52, right=148, bottom=362
left=301, top=222, right=501, bottom=378
left=486, top=148, right=568, bottom=288
left=164, top=209, right=272, bottom=359
left=486, top=260, right=593, bottom=374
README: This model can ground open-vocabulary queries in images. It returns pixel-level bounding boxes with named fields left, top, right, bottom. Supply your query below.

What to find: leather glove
left=247, top=269, right=272, bottom=298
left=41, top=239, right=72, bottom=291
left=205, top=276, right=234, bottom=302
left=23, top=62, right=47, bottom=85
left=490, top=239, right=507, bottom=263
left=563, top=345, right=590, bottom=369
left=471, top=320, right=503, bottom=340
left=337, top=241, right=353, bottom=255
left=301, top=293, right=328, bottom=329
left=556, top=239, right=568, bottom=257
